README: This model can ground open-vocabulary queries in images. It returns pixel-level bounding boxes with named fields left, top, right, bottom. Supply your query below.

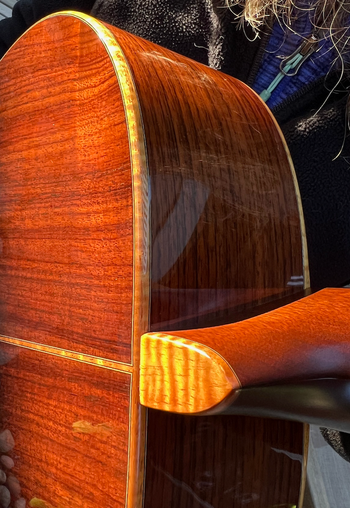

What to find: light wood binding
left=141, top=288, right=350, bottom=414
left=0, top=12, right=308, bottom=508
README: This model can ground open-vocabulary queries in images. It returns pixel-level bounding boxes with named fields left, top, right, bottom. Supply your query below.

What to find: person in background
left=0, top=0, right=349, bottom=460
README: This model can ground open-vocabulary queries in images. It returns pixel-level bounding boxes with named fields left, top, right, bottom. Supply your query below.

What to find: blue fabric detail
left=252, top=10, right=336, bottom=109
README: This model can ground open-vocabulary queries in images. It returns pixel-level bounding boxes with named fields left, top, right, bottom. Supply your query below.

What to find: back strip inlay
left=0, top=334, right=133, bottom=373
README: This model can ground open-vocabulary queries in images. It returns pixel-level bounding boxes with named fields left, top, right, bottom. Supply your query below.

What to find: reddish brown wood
left=0, top=12, right=307, bottom=508
left=143, top=288, right=350, bottom=407
left=144, top=411, right=304, bottom=508
left=0, top=14, right=148, bottom=508
left=104, top=19, right=307, bottom=508
left=0, top=343, right=130, bottom=508
left=108, top=23, right=307, bottom=331
left=0, top=15, right=133, bottom=363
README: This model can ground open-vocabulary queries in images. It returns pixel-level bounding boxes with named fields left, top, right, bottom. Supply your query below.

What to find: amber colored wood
left=0, top=342, right=130, bottom=508
left=0, top=11, right=307, bottom=508
left=140, top=332, right=241, bottom=413
left=141, top=288, right=350, bottom=413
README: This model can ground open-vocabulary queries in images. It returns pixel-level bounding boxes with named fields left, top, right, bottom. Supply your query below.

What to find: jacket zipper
left=246, top=22, right=273, bottom=87
left=259, top=34, right=319, bottom=102
left=271, top=72, right=338, bottom=115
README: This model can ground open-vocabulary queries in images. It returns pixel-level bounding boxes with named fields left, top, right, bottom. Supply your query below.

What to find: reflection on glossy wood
left=144, top=410, right=305, bottom=508
left=0, top=14, right=133, bottom=363
left=110, top=20, right=307, bottom=507
left=105, top=17, right=308, bottom=507
left=118, top=28, right=308, bottom=330
left=0, top=343, right=130, bottom=508
left=141, top=288, right=350, bottom=413
left=0, top=13, right=150, bottom=508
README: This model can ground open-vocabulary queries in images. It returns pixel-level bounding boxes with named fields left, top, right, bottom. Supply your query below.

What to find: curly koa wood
left=140, top=333, right=240, bottom=413
left=141, top=288, right=350, bottom=414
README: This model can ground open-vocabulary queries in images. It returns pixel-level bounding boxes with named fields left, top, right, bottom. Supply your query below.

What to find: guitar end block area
left=140, top=332, right=240, bottom=414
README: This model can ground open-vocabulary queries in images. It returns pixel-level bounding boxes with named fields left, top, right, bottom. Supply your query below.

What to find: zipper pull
left=260, top=34, right=319, bottom=103
left=280, top=34, right=319, bottom=76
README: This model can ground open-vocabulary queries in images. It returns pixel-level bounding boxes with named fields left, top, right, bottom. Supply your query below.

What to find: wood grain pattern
left=102, top=18, right=307, bottom=508
left=106, top=21, right=307, bottom=331
left=141, top=288, right=350, bottom=413
left=0, top=342, right=130, bottom=508
left=0, top=14, right=133, bottom=363
left=140, top=332, right=240, bottom=413
left=0, top=13, right=151, bottom=508
left=144, top=410, right=305, bottom=508
left=0, top=11, right=308, bottom=508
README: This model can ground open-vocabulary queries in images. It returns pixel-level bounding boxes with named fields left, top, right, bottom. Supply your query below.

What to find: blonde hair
left=227, top=0, right=350, bottom=44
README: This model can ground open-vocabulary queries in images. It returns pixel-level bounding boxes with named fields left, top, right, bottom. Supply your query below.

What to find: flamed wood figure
left=0, top=11, right=349, bottom=508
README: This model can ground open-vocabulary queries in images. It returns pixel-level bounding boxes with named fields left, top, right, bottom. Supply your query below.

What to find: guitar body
left=0, top=13, right=307, bottom=508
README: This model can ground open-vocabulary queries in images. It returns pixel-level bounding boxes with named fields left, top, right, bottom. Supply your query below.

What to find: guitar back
left=0, top=13, right=146, bottom=508
left=0, top=13, right=307, bottom=508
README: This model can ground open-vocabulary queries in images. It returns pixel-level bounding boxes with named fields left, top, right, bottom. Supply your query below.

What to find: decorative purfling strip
left=0, top=334, right=133, bottom=373
left=47, top=13, right=150, bottom=508
left=51, top=10, right=150, bottom=367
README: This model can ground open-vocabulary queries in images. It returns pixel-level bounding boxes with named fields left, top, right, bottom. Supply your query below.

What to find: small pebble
left=0, top=471, right=5, bottom=485
left=6, top=475, right=21, bottom=499
left=0, top=457, right=14, bottom=470
left=0, top=485, right=10, bottom=508
left=0, top=432, right=14, bottom=454
left=14, top=498, right=26, bottom=508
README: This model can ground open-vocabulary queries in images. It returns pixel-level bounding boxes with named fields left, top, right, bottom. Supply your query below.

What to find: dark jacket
left=0, top=0, right=349, bottom=290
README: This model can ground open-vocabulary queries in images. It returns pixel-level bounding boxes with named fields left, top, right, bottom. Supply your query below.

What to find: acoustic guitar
left=1, top=11, right=347, bottom=508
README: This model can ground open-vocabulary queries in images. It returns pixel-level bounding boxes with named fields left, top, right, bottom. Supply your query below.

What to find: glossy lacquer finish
left=0, top=13, right=148, bottom=508
left=105, top=15, right=307, bottom=508
left=146, top=410, right=305, bottom=508
left=0, top=16, right=133, bottom=363
left=141, top=288, right=350, bottom=414
left=0, top=12, right=307, bottom=508
left=0, top=343, right=130, bottom=508
left=128, top=34, right=308, bottom=331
